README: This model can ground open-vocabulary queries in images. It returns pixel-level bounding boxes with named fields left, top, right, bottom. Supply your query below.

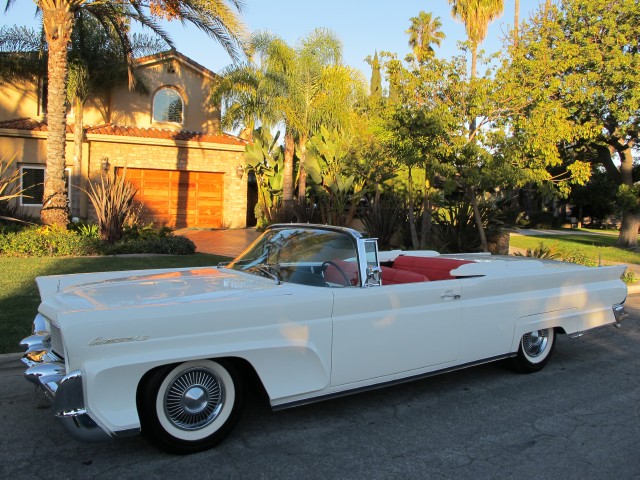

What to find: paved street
left=2, top=298, right=639, bottom=479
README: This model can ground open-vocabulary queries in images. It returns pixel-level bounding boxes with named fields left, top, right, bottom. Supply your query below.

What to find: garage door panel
left=123, top=168, right=224, bottom=228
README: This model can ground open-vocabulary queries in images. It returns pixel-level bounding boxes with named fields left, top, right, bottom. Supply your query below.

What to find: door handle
left=441, top=291, right=461, bottom=300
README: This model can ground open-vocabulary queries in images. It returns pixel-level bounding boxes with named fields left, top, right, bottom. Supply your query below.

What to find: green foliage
left=244, top=127, right=285, bottom=228
left=0, top=225, right=99, bottom=257
left=369, top=51, right=382, bottom=97
left=514, top=242, right=560, bottom=259
left=361, top=195, right=404, bottom=250
left=0, top=223, right=195, bottom=256
left=81, top=167, right=138, bottom=244
left=622, top=271, right=636, bottom=286
left=100, top=234, right=195, bottom=256
left=431, top=201, right=481, bottom=253
left=559, top=248, right=599, bottom=268
left=305, top=126, right=364, bottom=226
left=406, top=11, right=445, bottom=64
left=69, top=220, right=100, bottom=239
left=616, top=185, right=640, bottom=214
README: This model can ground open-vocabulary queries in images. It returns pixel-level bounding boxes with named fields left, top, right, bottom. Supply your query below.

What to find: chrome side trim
left=272, top=354, right=513, bottom=411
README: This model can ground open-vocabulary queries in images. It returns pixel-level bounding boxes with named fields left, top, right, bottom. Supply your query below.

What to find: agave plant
left=80, top=165, right=137, bottom=244
left=0, top=154, right=28, bottom=223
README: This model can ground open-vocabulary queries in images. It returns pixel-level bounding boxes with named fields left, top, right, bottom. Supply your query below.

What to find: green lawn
left=509, top=230, right=640, bottom=265
left=0, top=254, right=229, bottom=354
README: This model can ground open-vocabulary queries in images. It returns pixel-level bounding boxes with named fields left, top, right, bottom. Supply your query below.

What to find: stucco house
left=0, top=50, right=250, bottom=229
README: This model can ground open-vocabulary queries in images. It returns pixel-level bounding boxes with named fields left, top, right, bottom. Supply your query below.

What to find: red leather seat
left=392, top=256, right=472, bottom=281
left=380, top=266, right=428, bottom=284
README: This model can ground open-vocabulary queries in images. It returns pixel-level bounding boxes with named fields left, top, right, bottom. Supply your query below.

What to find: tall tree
left=448, top=0, right=504, bottom=78
left=2, top=0, right=247, bottom=227
left=448, top=0, right=504, bottom=251
left=250, top=29, right=366, bottom=208
left=507, top=0, right=640, bottom=248
left=210, top=62, right=279, bottom=140
left=406, top=11, right=445, bottom=63
left=369, top=50, right=382, bottom=98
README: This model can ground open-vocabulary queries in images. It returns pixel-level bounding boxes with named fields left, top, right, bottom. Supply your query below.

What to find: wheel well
left=135, top=357, right=269, bottom=417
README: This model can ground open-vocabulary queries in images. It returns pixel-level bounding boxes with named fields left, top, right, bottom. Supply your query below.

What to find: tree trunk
left=419, top=191, right=431, bottom=249
left=41, top=6, right=73, bottom=227
left=616, top=142, right=638, bottom=249
left=72, top=96, right=85, bottom=219
left=469, top=186, right=489, bottom=252
left=282, top=132, right=295, bottom=207
left=616, top=212, right=640, bottom=249
left=407, top=166, right=419, bottom=249
left=297, top=138, right=307, bottom=205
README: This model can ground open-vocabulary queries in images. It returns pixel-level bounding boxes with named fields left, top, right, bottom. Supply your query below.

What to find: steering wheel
left=321, top=260, right=352, bottom=287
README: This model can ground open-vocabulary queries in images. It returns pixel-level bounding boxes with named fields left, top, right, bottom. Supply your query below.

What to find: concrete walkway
left=175, top=228, right=261, bottom=257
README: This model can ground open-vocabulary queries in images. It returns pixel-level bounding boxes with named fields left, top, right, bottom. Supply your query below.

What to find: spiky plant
left=81, top=167, right=137, bottom=244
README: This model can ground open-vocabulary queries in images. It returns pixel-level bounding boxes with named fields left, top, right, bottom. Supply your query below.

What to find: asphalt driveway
left=2, top=297, right=639, bottom=479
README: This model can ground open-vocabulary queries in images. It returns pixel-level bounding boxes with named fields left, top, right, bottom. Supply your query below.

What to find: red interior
left=392, top=256, right=473, bottom=281
left=380, top=266, right=428, bottom=284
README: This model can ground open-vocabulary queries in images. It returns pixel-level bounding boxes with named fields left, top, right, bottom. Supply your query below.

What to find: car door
left=329, top=281, right=463, bottom=386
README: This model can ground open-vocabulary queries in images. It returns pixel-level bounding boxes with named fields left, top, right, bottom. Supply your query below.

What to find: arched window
left=152, top=87, right=183, bottom=124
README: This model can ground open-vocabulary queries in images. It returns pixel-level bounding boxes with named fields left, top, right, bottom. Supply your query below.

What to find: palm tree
left=406, top=11, right=446, bottom=63
left=2, top=0, right=247, bottom=227
left=67, top=15, right=165, bottom=214
left=211, top=62, right=279, bottom=141
left=448, top=0, right=504, bottom=252
left=227, top=29, right=364, bottom=208
left=448, top=0, right=504, bottom=78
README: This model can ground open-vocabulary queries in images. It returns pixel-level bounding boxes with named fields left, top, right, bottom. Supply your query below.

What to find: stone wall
left=86, top=135, right=248, bottom=228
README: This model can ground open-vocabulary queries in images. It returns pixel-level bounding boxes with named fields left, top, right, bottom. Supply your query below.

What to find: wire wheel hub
left=523, top=330, right=548, bottom=358
left=164, top=368, right=224, bottom=431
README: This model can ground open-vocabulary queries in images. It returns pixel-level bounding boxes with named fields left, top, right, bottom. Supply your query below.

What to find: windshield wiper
left=251, top=263, right=281, bottom=285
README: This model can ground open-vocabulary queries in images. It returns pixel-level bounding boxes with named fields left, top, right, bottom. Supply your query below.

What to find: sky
left=1, top=1, right=545, bottom=80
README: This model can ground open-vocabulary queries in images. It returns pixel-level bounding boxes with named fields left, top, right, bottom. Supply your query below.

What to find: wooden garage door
left=124, top=168, right=224, bottom=228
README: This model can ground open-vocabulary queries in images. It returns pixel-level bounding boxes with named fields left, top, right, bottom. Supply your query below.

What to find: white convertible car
left=21, top=224, right=628, bottom=454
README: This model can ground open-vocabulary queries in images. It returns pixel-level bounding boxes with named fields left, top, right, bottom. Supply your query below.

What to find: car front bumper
left=21, top=315, right=112, bottom=442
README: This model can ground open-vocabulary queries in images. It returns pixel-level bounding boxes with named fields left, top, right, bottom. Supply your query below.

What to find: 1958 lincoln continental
left=20, top=224, right=628, bottom=454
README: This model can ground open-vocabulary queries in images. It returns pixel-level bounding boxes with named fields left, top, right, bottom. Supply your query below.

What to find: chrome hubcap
left=164, top=368, right=224, bottom=431
left=522, top=330, right=548, bottom=357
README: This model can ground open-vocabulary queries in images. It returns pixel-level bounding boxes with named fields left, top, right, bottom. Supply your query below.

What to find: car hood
left=37, top=267, right=276, bottom=314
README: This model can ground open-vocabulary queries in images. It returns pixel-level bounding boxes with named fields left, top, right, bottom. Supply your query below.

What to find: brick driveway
left=175, top=228, right=261, bottom=257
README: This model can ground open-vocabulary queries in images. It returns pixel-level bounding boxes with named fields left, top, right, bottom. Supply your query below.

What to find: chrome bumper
left=20, top=315, right=111, bottom=442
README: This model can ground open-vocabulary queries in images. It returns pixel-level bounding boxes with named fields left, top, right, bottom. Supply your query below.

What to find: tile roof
left=0, top=118, right=247, bottom=146
left=0, top=117, right=75, bottom=133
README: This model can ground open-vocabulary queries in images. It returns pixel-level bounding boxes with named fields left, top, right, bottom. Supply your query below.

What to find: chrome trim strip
left=19, top=333, right=50, bottom=352
left=272, top=354, right=513, bottom=411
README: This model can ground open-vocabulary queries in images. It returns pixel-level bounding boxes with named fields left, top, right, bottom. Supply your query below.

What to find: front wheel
left=139, top=359, right=244, bottom=454
left=510, top=328, right=556, bottom=374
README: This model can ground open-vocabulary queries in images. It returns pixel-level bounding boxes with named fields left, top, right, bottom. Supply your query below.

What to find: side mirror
left=366, top=266, right=382, bottom=287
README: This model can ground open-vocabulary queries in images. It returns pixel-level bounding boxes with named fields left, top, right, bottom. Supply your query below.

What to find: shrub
left=100, top=234, right=196, bottom=255
left=361, top=195, right=404, bottom=250
left=514, top=242, right=560, bottom=259
left=0, top=225, right=99, bottom=257
left=69, top=220, right=100, bottom=239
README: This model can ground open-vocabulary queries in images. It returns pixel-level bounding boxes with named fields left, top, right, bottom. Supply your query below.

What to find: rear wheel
left=139, top=359, right=243, bottom=454
left=510, top=328, right=556, bottom=373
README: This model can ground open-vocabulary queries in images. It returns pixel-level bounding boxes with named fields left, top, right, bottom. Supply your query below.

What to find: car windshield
left=226, top=227, right=359, bottom=287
